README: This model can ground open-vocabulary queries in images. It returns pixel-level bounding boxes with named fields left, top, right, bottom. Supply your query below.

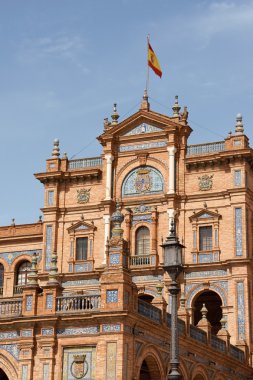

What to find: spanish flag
left=148, top=42, right=162, bottom=78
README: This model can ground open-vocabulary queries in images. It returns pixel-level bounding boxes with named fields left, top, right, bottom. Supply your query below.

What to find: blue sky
left=0, top=0, right=253, bottom=225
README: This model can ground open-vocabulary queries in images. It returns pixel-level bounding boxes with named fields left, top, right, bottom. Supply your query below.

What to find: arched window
left=0, top=264, right=4, bottom=291
left=136, top=227, right=150, bottom=256
left=16, top=261, right=31, bottom=286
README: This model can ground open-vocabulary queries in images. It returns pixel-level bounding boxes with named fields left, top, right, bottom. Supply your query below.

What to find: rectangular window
left=234, top=170, right=242, bottom=186
left=47, top=190, right=54, bottom=206
left=76, top=237, right=88, bottom=260
left=199, top=226, right=212, bottom=251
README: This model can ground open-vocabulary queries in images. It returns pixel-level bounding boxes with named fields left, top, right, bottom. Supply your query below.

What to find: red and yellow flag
left=148, top=42, right=162, bottom=78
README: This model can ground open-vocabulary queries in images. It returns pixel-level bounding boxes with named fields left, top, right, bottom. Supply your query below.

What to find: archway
left=0, top=368, right=9, bottom=379
left=193, top=375, right=205, bottom=380
left=138, top=294, right=154, bottom=303
left=193, top=290, right=222, bottom=334
left=139, top=355, right=162, bottom=380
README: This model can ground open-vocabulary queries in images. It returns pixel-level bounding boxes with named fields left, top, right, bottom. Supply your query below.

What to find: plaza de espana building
left=0, top=92, right=253, bottom=380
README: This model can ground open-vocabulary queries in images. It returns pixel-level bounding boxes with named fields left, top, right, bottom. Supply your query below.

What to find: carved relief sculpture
left=71, top=354, right=88, bottom=379
left=198, top=175, right=213, bottom=191
left=77, top=188, right=91, bottom=203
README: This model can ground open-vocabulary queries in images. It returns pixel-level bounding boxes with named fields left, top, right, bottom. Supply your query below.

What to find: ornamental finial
left=235, top=113, right=244, bottom=134
left=52, top=138, right=60, bottom=158
left=27, top=252, right=38, bottom=286
left=103, top=117, right=111, bottom=130
left=111, top=103, right=119, bottom=125
left=172, top=95, right=181, bottom=117
left=111, top=201, right=124, bottom=238
left=140, top=89, right=150, bottom=111
left=200, top=303, right=208, bottom=320
left=47, top=252, right=59, bottom=285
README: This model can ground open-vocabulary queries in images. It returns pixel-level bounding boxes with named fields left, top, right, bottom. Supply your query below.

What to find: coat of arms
left=198, top=175, right=213, bottom=191
left=71, top=354, right=88, bottom=379
left=77, top=188, right=91, bottom=204
left=135, top=169, right=152, bottom=193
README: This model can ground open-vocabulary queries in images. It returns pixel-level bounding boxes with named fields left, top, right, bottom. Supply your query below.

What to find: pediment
left=98, top=110, right=183, bottom=143
left=189, top=209, right=221, bottom=222
left=67, top=221, right=96, bottom=233
left=123, top=123, right=163, bottom=136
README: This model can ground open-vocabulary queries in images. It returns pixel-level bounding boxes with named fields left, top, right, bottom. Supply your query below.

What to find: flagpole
left=145, top=34, right=150, bottom=96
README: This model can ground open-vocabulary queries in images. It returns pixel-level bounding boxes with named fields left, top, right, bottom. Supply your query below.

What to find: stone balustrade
left=138, top=299, right=162, bottom=323
left=0, top=298, right=22, bottom=317
left=138, top=302, right=245, bottom=363
left=68, top=157, right=102, bottom=170
left=13, top=285, right=23, bottom=295
left=129, top=254, right=157, bottom=267
left=187, top=141, right=225, bottom=156
left=56, top=294, right=100, bottom=313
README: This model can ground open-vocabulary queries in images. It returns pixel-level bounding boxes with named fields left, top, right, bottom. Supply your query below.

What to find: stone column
left=104, top=154, right=114, bottom=200
left=167, top=146, right=177, bottom=194
left=103, top=215, right=111, bottom=263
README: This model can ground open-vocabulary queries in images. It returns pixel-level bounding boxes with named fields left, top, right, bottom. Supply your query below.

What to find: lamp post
left=161, top=220, right=184, bottom=380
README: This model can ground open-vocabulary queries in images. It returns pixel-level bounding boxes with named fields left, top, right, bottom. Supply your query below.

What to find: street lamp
left=161, top=220, right=184, bottom=380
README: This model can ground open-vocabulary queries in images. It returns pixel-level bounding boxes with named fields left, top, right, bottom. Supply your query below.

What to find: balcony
left=0, top=298, right=22, bottom=317
left=129, top=254, right=157, bottom=268
left=56, top=294, right=100, bottom=313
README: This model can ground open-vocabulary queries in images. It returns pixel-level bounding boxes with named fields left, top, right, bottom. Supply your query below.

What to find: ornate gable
left=97, top=109, right=184, bottom=143
left=189, top=209, right=221, bottom=222
left=67, top=221, right=96, bottom=234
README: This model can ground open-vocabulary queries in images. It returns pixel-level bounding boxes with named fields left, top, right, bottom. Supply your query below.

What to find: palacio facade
left=0, top=92, right=252, bottom=379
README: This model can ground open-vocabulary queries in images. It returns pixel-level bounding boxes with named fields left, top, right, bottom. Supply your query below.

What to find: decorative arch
left=214, top=375, right=226, bottom=380
left=116, top=156, right=168, bottom=180
left=15, top=260, right=32, bottom=286
left=135, top=344, right=165, bottom=380
left=179, top=359, right=191, bottom=380
left=191, top=364, right=209, bottom=380
left=10, top=255, right=32, bottom=272
left=0, top=350, right=19, bottom=379
left=186, top=283, right=227, bottom=308
left=0, top=259, right=8, bottom=271
left=122, top=166, right=164, bottom=197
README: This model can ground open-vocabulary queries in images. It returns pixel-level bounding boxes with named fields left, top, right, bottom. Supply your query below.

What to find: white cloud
left=195, top=1, right=253, bottom=43
left=17, top=33, right=90, bottom=73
